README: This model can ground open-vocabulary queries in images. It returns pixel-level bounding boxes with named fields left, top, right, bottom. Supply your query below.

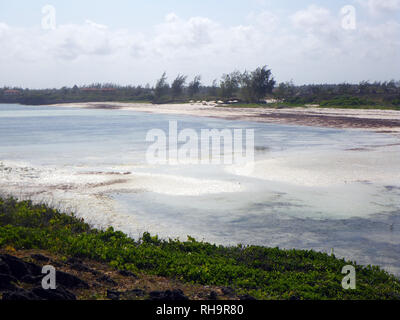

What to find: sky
left=0, top=0, right=399, bottom=88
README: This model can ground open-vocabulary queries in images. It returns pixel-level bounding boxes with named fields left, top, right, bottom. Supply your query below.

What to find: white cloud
left=84, top=19, right=108, bottom=30
left=165, top=13, right=179, bottom=23
left=362, top=0, right=400, bottom=15
left=291, top=5, right=338, bottom=34
left=153, top=14, right=218, bottom=50
left=247, top=11, right=279, bottom=32
left=0, top=9, right=399, bottom=88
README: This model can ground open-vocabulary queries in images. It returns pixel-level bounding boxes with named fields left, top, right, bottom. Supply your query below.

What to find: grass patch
left=317, top=104, right=400, bottom=111
left=216, top=103, right=290, bottom=109
left=0, top=197, right=399, bottom=300
left=217, top=103, right=400, bottom=111
left=216, top=97, right=400, bottom=111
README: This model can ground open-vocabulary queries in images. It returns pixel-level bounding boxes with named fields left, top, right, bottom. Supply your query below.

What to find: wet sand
left=50, top=102, right=400, bottom=135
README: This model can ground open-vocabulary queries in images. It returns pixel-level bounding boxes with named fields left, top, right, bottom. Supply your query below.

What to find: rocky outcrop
left=0, top=254, right=77, bottom=300
left=149, top=289, right=189, bottom=301
left=56, top=270, right=89, bottom=289
left=106, top=289, right=146, bottom=300
left=0, top=253, right=245, bottom=301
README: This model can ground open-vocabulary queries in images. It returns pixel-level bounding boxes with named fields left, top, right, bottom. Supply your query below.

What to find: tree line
left=275, top=80, right=400, bottom=106
left=153, top=66, right=276, bottom=103
left=0, top=66, right=399, bottom=107
left=0, top=66, right=276, bottom=105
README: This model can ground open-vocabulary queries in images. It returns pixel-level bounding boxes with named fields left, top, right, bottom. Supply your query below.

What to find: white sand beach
left=49, top=102, right=400, bottom=135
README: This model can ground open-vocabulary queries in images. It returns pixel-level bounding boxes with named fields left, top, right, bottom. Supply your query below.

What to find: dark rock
left=107, top=288, right=146, bottom=300
left=90, top=269, right=101, bottom=276
left=208, top=291, right=218, bottom=300
left=239, top=294, right=257, bottom=300
left=2, top=289, right=41, bottom=301
left=0, top=254, right=41, bottom=279
left=124, top=289, right=146, bottom=298
left=0, top=254, right=30, bottom=279
left=106, top=290, right=121, bottom=301
left=221, top=287, right=235, bottom=296
left=0, top=273, right=17, bottom=284
left=31, top=254, right=50, bottom=262
left=56, top=270, right=89, bottom=289
left=52, top=262, right=63, bottom=268
left=0, top=261, right=11, bottom=275
left=289, top=294, right=301, bottom=301
left=386, top=292, right=400, bottom=300
left=32, top=286, right=76, bottom=301
left=0, top=273, right=18, bottom=291
left=97, top=275, right=117, bottom=286
left=20, top=274, right=43, bottom=285
left=71, top=263, right=93, bottom=273
left=71, top=262, right=100, bottom=276
left=23, top=261, right=42, bottom=277
left=118, top=270, right=137, bottom=278
left=66, top=257, right=82, bottom=265
left=66, top=259, right=101, bottom=274
left=149, top=289, right=188, bottom=301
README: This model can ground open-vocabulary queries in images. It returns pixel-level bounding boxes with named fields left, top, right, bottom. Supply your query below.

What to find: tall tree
left=209, top=79, right=219, bottom=97
left=154, top=72, right=170, bottom=102
left=249, top=66, right=276, bottom=101
left=220, top=71, right=241, bottom=99
left=171, top=74, right=187, bottom=98
left=275, top=81, right=295, bottom=100
left=238, top=71, right=253, bottom=102
left=188, top=75, right=201, bottom=98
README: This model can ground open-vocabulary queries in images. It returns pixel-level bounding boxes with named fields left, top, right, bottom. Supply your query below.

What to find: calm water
left=1, top=103, right=399, bottom=275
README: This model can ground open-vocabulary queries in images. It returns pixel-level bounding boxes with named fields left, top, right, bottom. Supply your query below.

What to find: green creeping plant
left=0, top=197, right=399, bottom=300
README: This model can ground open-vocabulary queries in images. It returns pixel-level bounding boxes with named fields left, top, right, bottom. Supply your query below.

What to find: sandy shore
left=49, top=102, right=400, bottom=135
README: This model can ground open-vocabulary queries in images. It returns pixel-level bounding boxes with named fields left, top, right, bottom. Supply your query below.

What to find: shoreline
left=2, top=102, right=400, bottom=277
left=1, top=196, right=399, bottom=300
left=47, top=101, right=400, bottom=136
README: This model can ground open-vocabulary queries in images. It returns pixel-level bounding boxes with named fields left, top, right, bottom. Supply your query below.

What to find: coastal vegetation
left=1, top=197, right=399, bottom=300
left=2, top=66, right=399, bottom=109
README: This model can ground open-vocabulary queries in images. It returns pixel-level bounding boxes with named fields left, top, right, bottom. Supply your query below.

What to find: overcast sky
left=0, top=0, right=399, bottom=88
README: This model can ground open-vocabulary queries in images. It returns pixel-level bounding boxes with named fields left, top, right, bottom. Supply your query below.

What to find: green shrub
left=0, top=197, right=399, bottom=300
left=320, top=97, right=376, bottom=107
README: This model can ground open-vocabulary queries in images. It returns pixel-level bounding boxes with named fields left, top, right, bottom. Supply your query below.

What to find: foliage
left=220, top=71, right=241, bottom=99
left=187, top=75, right=202, bottom=98
left=153, top=72, right=170, bottom=103
left=245, top=66, right=276, bottom=102
left=274, top=81, right=400, bottom=109
left=237, top=67, right=276, bottom=103
left=171, top=74, right=187, bottom=98
left=2, top=71, right=399, bottom=109
left=0, top=197, right=399, bottom=300
left=320, top=96, right=376, bottom=107
left=391, top=98, right=400, bottom=106
left=0, top=83, right=153, bottom=105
